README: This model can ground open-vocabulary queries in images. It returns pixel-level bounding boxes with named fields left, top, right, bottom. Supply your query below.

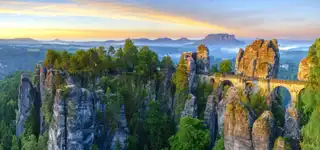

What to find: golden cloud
left=0, top=0, right=231, bottom=32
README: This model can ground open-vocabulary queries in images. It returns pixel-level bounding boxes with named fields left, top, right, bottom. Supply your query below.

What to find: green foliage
left=209, top=64, right=219, bottom=75
left=123, top=39, right=138, bottom=72
left=169, top=117, right=210, bottom=150
left=273, top=137, right=291, bottom=150
left=300, top=38, right=320, bottom=148
left=212, top=137, right=224, bottom=150
left=108, top=46, right=115, bottom=56
left=195, top=79, right=213, bottom=119
left=160, top=56, right=174, bottom=70
left=0, top=72, right=26, bottom=149
left=136, top=46, right=159, bottom=80
left=222, top=85, right=230, bottom=99
left=219, top=60, right=232, bottom=74
left=43, top=49, right=61, bottom=68
left=241, top=91, right=267, bottom=117
left=173, top=56, right=189, bottom=122
left=11, top=136, right=19, bottom=150
left=23, top=105, right=40, bottom=138
left=301, top=105, right=320, bottom=149
left=144, top=101, right=173, bottom=150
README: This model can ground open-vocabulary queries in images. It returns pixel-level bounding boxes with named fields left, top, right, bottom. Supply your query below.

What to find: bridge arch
left=270, top=86, right=292, bottom=109
left=217, top=80, right=234, bottom=101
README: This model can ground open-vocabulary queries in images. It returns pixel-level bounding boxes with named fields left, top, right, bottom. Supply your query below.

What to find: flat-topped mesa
left=235, top=39, right=280, bottom=79
left=196, top=44, right=210, bottom=74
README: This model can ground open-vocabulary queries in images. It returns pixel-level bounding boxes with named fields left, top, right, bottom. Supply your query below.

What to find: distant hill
left=195, top=34, right=245, bottom=46
left=0, top=38, right=39, bottom=44
left=0, top=34, right=245, bottom=46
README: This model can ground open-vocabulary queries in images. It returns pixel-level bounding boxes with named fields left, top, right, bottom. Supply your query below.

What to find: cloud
left=0, top=0, right=231, bottom=33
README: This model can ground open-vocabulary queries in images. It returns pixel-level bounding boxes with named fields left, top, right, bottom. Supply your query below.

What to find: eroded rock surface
left=297, top=57, right=312, bottom=81
left=196, top=44, right=210, bottom=74
left=182, top=52, right=197, bottom=93
left=252, top=111, right=275, bottom=150
left=204, top=93, right=218, bottom=149
left=181, top=94, right=197, bottom=118
left=224, top=87, right=254, bottom=150
left=224, top=101, right=254, bottom=150
left=16, top=74, right=35, bottom=136
left=284, top=107, right=300, bottom=150
left=235, top=39, right=279, bottom=78
left=48, top=85, right=94, bottom=150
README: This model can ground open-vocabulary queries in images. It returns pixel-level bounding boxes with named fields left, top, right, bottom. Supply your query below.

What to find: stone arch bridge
left=199, top=74, right=307, bottom=107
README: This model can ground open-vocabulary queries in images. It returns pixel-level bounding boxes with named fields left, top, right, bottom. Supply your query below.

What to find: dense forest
left=0, top=39, right=320, bottom=150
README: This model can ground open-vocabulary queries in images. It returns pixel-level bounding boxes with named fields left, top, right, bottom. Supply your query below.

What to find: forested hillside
left=0, top=39, right=319, bottom=150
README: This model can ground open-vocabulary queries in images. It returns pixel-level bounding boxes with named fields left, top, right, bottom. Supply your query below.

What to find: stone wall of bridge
left=199, top=74, right=307, bottom=106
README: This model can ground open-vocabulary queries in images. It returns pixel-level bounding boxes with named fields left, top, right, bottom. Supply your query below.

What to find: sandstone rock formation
left=48, top=85, right=95, bottom=150
left=252, top=111, right=275, bottom=150
left=182, top=52, right=197, bottom=93
left=204, top=93, right=218, bottom=149
left=217, top=87, right=239, bottom=135
left=235, top=39, right=280, bottom=78
left=284, top=107, right=300, bottom=150
left=223, top=87, right=255, bottom=150
left=297, top=57, right=312, bottom=81
left=273, top=137, right=292, bottom=150
left=196, top=44, right=210, bottom=74
left=16, top=74, right=36, bottom=136
left=224, top=101, right=254, bottom=150
left=181, top=94, right=197, bottom=118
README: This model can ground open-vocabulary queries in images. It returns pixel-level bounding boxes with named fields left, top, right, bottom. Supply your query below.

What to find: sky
left=0, top=0, right=319, bottom=40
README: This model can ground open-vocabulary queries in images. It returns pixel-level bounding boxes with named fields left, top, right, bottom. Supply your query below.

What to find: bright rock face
left=223, top=87, right=254, bottom=150
left=182, top=52, right=197, bottom=93
left=16, top=74, right=35, bottom=136
left=196, top=44, right=210, bottom=74
left=224, top=101, right=254, bottom=150
left=235, top=39, right=280, bottom=78
left=297, top=57, right=312, bottom=81
left=252, top=111, right=275, bottom=150
left=181, top=94, right=197, bottom=118
left=48, top=85, right=94, bottom=150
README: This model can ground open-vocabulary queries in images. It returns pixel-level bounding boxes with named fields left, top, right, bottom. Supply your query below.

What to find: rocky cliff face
left=48, top=85, right=95, bottom=150
left=204, top=92, right=218, bottom=149
left=283, top=107, right=300, bottom=150
left=235, top=39, right=280, bottom=78
left=16, top=74, right=36, bottom=136
left=297, top=57, right=312, bottom=81
left=181, top=94, right=197, bottom=118
left=182, top=52, right=197, bottom=93
left=252, top=111, right=275, bottom=150
left=224, top=101, right=254, bottom=150
left=196, top=44, right=210, bottom=74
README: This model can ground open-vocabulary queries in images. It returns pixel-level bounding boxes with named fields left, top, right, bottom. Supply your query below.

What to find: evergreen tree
left=169, top=117, right=210, bottom=150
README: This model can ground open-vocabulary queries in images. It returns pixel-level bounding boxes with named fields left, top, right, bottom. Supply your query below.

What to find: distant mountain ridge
left=0, top=34, right=245, bottom=46
left=195, top=34, right=245, bottom=46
